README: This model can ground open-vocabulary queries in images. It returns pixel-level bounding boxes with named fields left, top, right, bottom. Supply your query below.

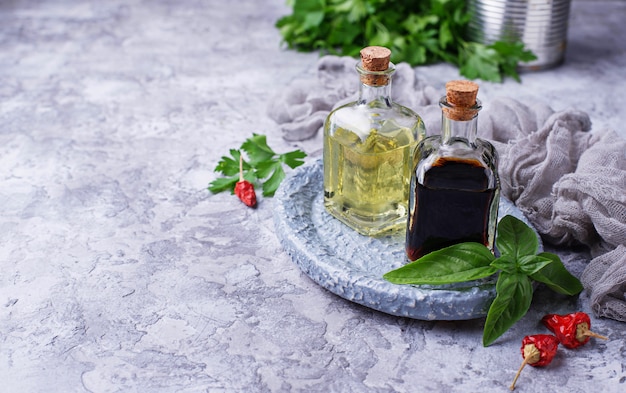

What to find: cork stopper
left=359, top=46, right=392, bottom=86
left=443, top=80, right=480, bottom=121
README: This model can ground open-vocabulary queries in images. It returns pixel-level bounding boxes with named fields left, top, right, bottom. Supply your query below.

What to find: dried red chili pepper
left=510, top=334, right=559, bottom=391
left=234, top=155, right=257, bottom=208
left=541, top=312, right=608, bottom=349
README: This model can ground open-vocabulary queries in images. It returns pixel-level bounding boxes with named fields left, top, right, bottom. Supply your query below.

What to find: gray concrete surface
left=1, top=1, right=625, bottom=392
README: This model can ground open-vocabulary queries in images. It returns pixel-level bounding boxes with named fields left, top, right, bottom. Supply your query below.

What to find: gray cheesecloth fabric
left=267, top=55, right=626, bottom=323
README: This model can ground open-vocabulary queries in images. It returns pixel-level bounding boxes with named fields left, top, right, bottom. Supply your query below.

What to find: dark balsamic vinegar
left=405, top=157, right=497, bottom=261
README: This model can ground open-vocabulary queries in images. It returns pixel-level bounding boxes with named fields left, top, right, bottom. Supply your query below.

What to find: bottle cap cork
left=360, top=46, right=391, bottom=71
left=443, top=80, right=480, bottom=121
left=359, top=46, right=392, bottom=86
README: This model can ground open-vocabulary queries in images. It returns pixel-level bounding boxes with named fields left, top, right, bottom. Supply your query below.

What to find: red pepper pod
left=510, top=334, right=559, bottom=391
left=541, top=312, right=608, bottom=349
left=234, top=154, right=257, bottom=208
left=520, top=334, right=559, bottom=367
left=234, top=180, right=257, bottom=208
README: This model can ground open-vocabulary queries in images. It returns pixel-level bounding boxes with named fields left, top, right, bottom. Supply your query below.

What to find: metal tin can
left=466, top=0, right=572, bottom=71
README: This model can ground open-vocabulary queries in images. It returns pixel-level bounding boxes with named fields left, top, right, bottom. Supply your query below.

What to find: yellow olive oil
left=323, top=123, right=419, bottom=236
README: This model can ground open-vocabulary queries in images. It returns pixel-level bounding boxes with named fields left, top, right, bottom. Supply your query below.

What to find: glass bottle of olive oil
left=323, top=46, right=425, bottom=236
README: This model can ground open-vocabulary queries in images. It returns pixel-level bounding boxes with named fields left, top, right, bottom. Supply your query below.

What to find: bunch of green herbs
left=209, top=134, right=307, bottom=197
left=276, top=0, right=537, bottom=82
left=384, top=215, right=583, bottom=346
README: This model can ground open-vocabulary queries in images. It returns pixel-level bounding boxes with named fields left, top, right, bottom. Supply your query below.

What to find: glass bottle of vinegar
left=405, top=80, right=500, bottom=261
left=323, top=46, right=425, bottom=236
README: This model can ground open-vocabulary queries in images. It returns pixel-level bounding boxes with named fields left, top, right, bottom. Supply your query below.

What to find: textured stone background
left=1, top=1, right=625, bottom=392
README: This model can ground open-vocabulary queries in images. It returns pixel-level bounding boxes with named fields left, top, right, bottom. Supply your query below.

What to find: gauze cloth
left=267, top=55, right=626, bottom=322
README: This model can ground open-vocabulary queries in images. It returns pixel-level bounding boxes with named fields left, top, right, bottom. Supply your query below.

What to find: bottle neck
left=358, top=81, right=392, bottom=106
left=441, top=115, right=478, bottom=145
left=439, top=97, right=481, bottom=145
left=356, top=61, right=394, bottom=106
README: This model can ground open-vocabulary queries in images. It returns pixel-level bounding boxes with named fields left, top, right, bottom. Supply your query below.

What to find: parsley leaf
left=241, top=134, right=276, bottom=165
left=260, top=162, right=286, bottom=197
left=208, top=134, right=307, bottom=198
left=459, top=42, right=502, bottom=82
left=491, top=41, right=537, bottom=82
left=280, top=149, right=308, bottom=169
left=207, top=175, right=239, bottom=194
left=214, top=149, right=244, bottom=177
left=277, top=0, right=537, bottom=82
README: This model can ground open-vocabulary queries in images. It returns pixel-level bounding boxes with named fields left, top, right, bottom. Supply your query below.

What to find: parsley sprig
left=384, top=215, right=583, bottom=346
left=276, top=0, right=537, bottom=82
left=209, top=134, right=307, bottom=197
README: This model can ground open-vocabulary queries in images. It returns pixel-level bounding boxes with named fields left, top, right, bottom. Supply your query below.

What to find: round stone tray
left=273, top=159, right=542, bottom=321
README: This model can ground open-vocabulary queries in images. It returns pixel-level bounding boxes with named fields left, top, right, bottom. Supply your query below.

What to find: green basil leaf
left=517, top=254, right=552, bottom=276
left=482, top=272, right=533, bottom=346
left=496, top=215, right=539, bottom=259
left=385, top=265, right=498, bottom=285
left=383, top=243, right=497, bottom=285
left=490, top=255, right=516, bottom=273
left=530, top=252, right=584, bottom=296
